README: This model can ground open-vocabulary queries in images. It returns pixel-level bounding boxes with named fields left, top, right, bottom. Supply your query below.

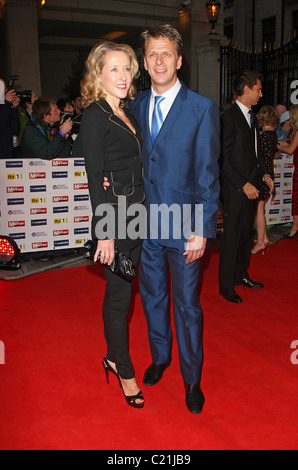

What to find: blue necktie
left=151, top=95, right=165, bottom=143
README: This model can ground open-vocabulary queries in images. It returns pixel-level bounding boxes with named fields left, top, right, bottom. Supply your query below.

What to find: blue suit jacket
left=129, top=82, right=220, bottom=251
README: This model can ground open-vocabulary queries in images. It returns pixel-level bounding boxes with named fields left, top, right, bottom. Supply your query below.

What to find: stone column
left=4, top=0, right=41, bottom=95
left=195, top=34, right=224, bottom=105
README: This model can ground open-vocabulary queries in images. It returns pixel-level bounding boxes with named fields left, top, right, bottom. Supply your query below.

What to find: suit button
left=150, top=180, right=154, bottom=184
left=151, top=157, right=156, bottom=162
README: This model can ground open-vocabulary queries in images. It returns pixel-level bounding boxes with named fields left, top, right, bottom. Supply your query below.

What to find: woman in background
left=277, top=104, right=298, bottom=238
left=252, top=105, right=278, bottom=254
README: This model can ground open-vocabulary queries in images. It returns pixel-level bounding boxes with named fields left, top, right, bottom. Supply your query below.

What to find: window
left=293, top=10, right=298, bottom=38
left=262, top=17, right=276, bottom=49
left=224, top=17, right=234, bottom=40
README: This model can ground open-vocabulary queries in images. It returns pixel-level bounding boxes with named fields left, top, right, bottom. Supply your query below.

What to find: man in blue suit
left=130, top=25, right=220, bottom=413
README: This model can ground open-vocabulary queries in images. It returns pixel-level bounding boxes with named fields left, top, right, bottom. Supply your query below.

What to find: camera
left=7, top=75, right=32, bottom=102
left=61, top=111, right=81, bottom=135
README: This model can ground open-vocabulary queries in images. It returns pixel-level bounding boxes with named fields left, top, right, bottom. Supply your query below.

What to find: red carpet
left=0, top=239, right=297, bottom=450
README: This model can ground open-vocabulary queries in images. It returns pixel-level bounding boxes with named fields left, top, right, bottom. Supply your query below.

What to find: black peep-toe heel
left=102, top=356, right=144, bottom=409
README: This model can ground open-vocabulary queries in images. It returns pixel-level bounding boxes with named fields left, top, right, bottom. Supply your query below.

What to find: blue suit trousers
left=139, top=238, right=203, bottom=385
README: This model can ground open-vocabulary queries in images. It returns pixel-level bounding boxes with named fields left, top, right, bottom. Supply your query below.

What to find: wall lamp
left=206, top=0, right=221, bottom=35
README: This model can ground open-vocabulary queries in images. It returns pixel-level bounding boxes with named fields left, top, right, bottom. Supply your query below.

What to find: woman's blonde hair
left=81, top=41, right=139, bottom=108
left=257, top=105, right=279, bottom=129
left=289, top=104, right=298, bottom=133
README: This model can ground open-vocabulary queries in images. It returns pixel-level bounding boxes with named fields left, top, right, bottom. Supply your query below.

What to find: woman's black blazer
left=80, top=98, right=145, bottom=248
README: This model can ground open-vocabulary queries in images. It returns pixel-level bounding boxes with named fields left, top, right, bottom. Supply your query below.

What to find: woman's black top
left=80, top=98, right=144, bottom=252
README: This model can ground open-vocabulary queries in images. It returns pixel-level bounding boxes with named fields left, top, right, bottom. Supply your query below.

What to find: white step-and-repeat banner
left=0, top=152, right=294, bottom=253
left=265, top=152, right=294, bottom=225
left=0, top=158, right=92, bottom=253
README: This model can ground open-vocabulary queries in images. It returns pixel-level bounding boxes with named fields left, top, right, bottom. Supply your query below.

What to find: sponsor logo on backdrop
left=31, top=219, right=47, bottom=226
left=53, top=196, right=68, bottom=203
left=54, top=240, right=69, bottom=248
left=29, top=161, right=46, bottom=167
left=6, top=161, right=23, bottom=168
left=7, top=198, right=24, bottom=205
left=52, top=160, right=69, bottom=167
left=74, top=195, right=89, bottom=201
left=53, top=206, right=69, bottom=214
left=74, top=183, right=88, bottom=190
left=74, top=228, right=89, bottom=235
left=74, top=160, right=85, bottom=166
left=32, top=242, right=48, bottom=249
left=29, top=173, right=46, bottom=179
left=52, top=172, right=68, bottom=178
left=30, top=208, right=47, bottom=215
left=53, top=230, right=69, bottom=237
left=9, top=233, right=26, bottom=240
left=74, top=216, right=89, bottom=223
left=8, top=221, right=25, bottom=227
left=30, top=185, right=47, bottom=193
left=6, top=187, right=24, bottom=193
left=8, top=209, right=25, bottom=216
left=32, top=232, right=47, bottom=238
left=53, top=184, right=69, bottom=190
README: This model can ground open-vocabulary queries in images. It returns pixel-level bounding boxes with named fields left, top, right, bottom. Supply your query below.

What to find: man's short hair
left=234, top=70, right=263, bottom=97
left=140, top=24, right=183, bottom=56
left=32, top=97, right=56, bottom=121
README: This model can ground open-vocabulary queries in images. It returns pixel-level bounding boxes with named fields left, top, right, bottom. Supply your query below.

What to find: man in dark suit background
left=219, top=70, right=274, bottom=304
left=130, top=25, right=220, bottom=414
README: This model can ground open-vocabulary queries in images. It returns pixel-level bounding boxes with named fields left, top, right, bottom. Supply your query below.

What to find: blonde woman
left=277, top=104, right=298, bottom=238
left=80, top=42, right=145, bottom=408
left=252, top=105, right=278, bottom=254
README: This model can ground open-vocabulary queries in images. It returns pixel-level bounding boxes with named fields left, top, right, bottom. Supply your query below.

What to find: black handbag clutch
left=81, top=240, right=136, bottom=282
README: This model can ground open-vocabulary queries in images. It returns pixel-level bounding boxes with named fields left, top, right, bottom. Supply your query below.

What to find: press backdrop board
left=264, top=152, right=294, bottom=225
left=0, top=153, right=294, bottom=253
left=0, top=158, right=92, bottom=253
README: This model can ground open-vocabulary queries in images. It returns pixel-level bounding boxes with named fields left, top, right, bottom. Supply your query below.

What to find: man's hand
left=5, top=89, right=20, bottom=109
left=183, top=235, right=207, bottom=264
left=59, top=117, right=73, bottom=137
left=242, top=182, right=260, bottom=200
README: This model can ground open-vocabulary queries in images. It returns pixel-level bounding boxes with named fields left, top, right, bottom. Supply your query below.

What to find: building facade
left=0, top=0, right=297, bottom=106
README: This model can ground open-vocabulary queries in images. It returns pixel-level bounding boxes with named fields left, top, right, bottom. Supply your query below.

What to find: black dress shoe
left=219, top=288, right=243, bottom=304
left=235, top=277, right=264, bottom=289
left=185, top=384, right=205, bottom=414
left=143, top=361, right=171, bottom=386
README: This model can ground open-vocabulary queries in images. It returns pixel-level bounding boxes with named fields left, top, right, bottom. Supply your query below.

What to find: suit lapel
left=233, top=103, right=251, bottom=132
left=233, top=104, right=259, bottom=158
left=153, top=84, right=186, bottom=145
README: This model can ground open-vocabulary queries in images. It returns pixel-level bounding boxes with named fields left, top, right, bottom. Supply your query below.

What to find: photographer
left=0, top=78, right=20, bottom=158
left=18, top=90, right=38, bottom=144
left=17, top=97, right=73, bottom=159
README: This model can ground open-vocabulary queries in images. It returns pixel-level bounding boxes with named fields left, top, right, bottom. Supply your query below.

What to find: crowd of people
left=1, top=24, right=298, bottom=415
left=0, top=80, right=83, bottom=159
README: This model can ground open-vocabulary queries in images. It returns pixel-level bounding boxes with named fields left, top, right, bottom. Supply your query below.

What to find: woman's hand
left=94, top=239, right=115, bottom=265
left=103, top=176, right=110, bottom=191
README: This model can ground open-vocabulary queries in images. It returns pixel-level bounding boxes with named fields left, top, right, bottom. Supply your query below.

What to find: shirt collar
left=236, top=99, right=251, bottom=116
left=151, top=79, right=182, bottom=100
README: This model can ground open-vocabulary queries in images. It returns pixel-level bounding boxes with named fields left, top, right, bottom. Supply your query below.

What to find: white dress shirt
left=149, top=79, right=182, bottom=132
left=236, top=99, right=258, bottom=156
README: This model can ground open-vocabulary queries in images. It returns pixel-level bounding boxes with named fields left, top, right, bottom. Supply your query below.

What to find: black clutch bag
left=81, top=240, right=136, bottom=282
